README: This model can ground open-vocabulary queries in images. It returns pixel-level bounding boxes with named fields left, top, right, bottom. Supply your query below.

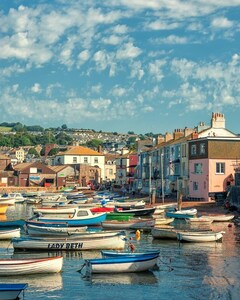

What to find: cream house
left=51, top=146, right=105, bottom=182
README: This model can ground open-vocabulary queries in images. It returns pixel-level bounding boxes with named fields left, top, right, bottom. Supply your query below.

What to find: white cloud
left=130, top=61, right=144, bottom=80
left=145, top=20, right=179, bottom=31
left=111, top=86, right=127, bottom=97
left=148, top=59, right=166, bottom=81
left=116, top=42, right=142, bottom=60
left=156, top=35, right=189, bottom=44
left=112, top=24, right=128, bottom=34
left=90, top=98, right=112, bottom=109
left=31, top=83, right=41, bottom=93
left=211, top=17, right=234, bottom=29
left=102, top=35, right=123, bottom=45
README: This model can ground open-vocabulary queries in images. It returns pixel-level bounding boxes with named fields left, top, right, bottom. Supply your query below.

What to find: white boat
left=0, top=283, right=28, bottom=300
left=84, top=253, right=159, bottom=274
left=204, top=214, right=235, bottom=222
left=101, top=218, right=155, bottom=230
left=0, top=256, right=63, bottom=275
left=151, top=226, right=178, bottom=239
left=177, top=231, right=225, bottom=242
left=165, top=208, right=197, bottom=219
left=0, top=228, right=21, bottom=240
left=12, top=234, right=126, bottom=251
left=26, top=223, right=88, bottom=236
left=33, top=205, right=78, bottom=214
left=186, top=217, right=213, bottom=225
left=0, top=196, right=15, bottom=206
left=154, top=218, right=174, bottom=225
left=7, top=193, right=25, bottom=203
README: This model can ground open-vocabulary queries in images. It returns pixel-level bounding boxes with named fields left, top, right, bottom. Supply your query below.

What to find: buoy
left=136, top=229, right=141, bottom=240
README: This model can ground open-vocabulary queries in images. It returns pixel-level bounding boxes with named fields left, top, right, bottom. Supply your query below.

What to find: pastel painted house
left=188, top=136, right=240, bottom=201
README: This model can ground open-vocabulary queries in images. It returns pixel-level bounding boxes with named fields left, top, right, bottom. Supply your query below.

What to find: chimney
left=173, top=129, right=184, bottom=140
left=157, top=135, right=164, bottom=145
left=165, top=132, right=173, bottom=142
left=211, top=112, right=225, bottom=129
left=184, top=127, right=194, bottom=137
left=98, top=145, right=102, bottom=153
left=191, top=131, right=198, bottom=140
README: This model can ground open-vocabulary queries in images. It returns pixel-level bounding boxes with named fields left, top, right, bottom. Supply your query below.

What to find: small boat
left=0, top=283, right=28, bottom=300
left=114, top=207, right=156, bottom=217
left=0, top=205, right=8, bottom=215
left=26, top=223, right=88, bottom=236
left=106, top=212, right=135, bottom=221
left=0, top=256, right=63, bottom=275
left=101, top=218, right=155, bottom=230
left=32, top=208, right=107, bottom=226
left=204, top=214, right=235, bottom=222
left=12, top=233, right=126, bottom=251
left=0, top=220, right=25, bottom=228
left=0, top=228, right=21, bottom=240
left=7, top=193, right=25, bottom=203
left=101, top=249, right=160, bottom=258
left=84, top=253, right=159, bottom=274
left=165, top=208, right=197, bottom=219
left=154, top=217, right=174, bottom=226
left=0, top=197, right=15, bottom=206
left=177, top=231, right=225, bottom=242
left=151, top=226, right=178, bottom=239
left=33, top=205, right=78, bottom=214
left=186, top=217, right=213, bottom=225
left=90, top=207, right=115, bottom=213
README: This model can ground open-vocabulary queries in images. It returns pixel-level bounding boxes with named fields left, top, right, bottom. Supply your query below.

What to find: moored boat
left=0, top=256, right=63, bottom=275
left=84, top=253, right=159, bottom=274
left=114, top=207, right=156, bottom=217
left=151, top=226, right=178, bottom=239
left=0, top=283, right=28, bottom=300
left=0, top=228, right=21, bottom=239
left=106, top=212, right=135, bottom=221
left=26, top=223, right=88, bottom=236
left=101, top=249, right=160, bottom=258
left=177, top=231, right=225, bottom=242
left=101, top=218, right=155, bottom=230
left=165, top=208, right=197, bottom=219
left=204, top=214, right=235, bottom=222
left=12, top=233, right=126, bottom=251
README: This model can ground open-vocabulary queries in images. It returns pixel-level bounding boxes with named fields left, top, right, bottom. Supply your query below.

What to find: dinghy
left=101, top=249, right=160, bottom=258
left=165, top=208, right=197, bottom=219
left=84, top=253, right=159, bottom=274
left=0, top=283, right=28, bottom=300
left=101, top=218, right=155, bottom=230
left=0, top=256, right=63, bottom=275
left=177, top=231, right=225, bottom=242
left=0, top=228, right=21, bottom=240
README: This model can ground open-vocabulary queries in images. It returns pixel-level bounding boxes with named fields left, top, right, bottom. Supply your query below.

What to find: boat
left=90, top=207, right=115, bottom=213
left=7, top=193, right=25, bottom=203
left=177, top=231, right=225, bottom=242
left=0, top=196, right=15, bottom=206
left=0, top=228, right=21, bottom=240
left=154, top=217, right=174, bottom=225
left=26, top=223, right=88, bottom=236
left=31, top=208, right=107, bottom=226
left=151, top=226, right=178, bottom=239
left=33, top=205, right=79, bottom=214
left=84, top=253, right=159, bottom=274
left=0, top=283, right=28, bottom=300
left=114, top=200, right=146, bottom=210
left=106, top=212, right=135, bottom=221
left=101, top=249, right=160, bottom=258
left=101, top=218, right=155, bottom=230
left=165, top=208, right=197, bottom=219
left=0, top=205, right=8, bottom=215
left=0, top=220, right=25, bottom=228
left=204, top=214, right=235, bottom=222
left=0, top=256, right=63, bottom=275
left=12, top=233, right=126, bottom=251
left=114, top=207, right=156, bottom=217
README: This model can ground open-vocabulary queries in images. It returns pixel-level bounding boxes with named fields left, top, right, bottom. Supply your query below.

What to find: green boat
left=106, top=212, right=135, bottom=221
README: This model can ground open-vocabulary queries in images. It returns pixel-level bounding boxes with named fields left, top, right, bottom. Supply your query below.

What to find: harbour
left=0, top=202, right=239, bottom=300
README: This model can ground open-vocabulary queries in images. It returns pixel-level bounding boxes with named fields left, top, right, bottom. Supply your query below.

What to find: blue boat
left=165, top=208, right=197, bottom=219
left=0, top=283, right=28, bottom=300
left=32, top=208, right=107, bottom=226
left=0, top=220, right=25, bottom=228
left=101, top=249, right=160, bottom=258
left=84, top=253, right=159, bottom=274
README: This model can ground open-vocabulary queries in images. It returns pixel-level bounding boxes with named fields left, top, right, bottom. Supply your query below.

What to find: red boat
left=90, top=207, right=122, bottom=213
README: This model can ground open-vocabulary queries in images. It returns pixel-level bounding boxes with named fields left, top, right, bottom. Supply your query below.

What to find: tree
left=48, top=148, right=59, bottom=156
left=61, top=124, right=68, bottom=130
left=28, top=148, right=40, bottom=157
left=86, top=139, right=103, bottom=149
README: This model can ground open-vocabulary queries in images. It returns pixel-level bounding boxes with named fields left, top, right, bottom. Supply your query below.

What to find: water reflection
left=0, top=273, right=63, bottom=292
left=88, top=271, right=158, bottom=285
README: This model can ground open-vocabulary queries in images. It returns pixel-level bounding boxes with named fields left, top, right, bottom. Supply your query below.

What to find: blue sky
left=0, top=0, right=240, bottom=134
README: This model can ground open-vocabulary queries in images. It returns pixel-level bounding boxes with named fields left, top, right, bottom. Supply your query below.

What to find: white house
left=51, top=146, right=106, bottom=181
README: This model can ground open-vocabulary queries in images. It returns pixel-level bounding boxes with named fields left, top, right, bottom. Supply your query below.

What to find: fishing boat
left=12, top=233, right=126, bottom=251
left=114, top=207, right=156, bottom=217
left=204, top=214, right=235, bottom=222
left=101, top=249, right=160, bottom=258
left=31, top=208, right=107, bottom=226
left=165, top=208, right=197, bottom=219
left=0, top=228, right=21, bottom=239
left=177, top=231, right=225, bottom=242
left=84, top=253, right=159, bottom=274
left=0, top=205, right=8, bottom=215
left=151, top=226, right=178, bottom=239
left=0, top=256, right=63, bottom=275
left=101, top=218, right=155, bottom=230
left=0, top=283, right=28, bottom=300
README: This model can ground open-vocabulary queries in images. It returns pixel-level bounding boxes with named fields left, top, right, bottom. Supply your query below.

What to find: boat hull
left=0, top=256, right=63, bottom=275
left=0, top=228, right=21, bottom=239
left=177, top=231, right=224, bottom=242
left=0, top=283, right=28, bottom=300
left=13, top=234, right=126, bottom=251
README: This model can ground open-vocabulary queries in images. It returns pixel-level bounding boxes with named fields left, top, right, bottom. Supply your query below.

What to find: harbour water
left=0, top=203, right=240, bottom=300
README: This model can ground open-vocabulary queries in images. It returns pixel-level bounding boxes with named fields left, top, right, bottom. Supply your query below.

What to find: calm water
left=0, top=203, right=240, bottom=300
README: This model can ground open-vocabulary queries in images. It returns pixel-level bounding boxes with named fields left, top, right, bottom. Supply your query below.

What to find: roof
left=57, top=146, right=103, bottom=156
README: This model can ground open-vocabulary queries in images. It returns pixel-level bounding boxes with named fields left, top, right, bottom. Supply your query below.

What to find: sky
left=0, top=0, right=240, bottom=135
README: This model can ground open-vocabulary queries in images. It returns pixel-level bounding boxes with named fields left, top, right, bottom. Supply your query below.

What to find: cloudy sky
left=0, top=0, right=240, bottom=134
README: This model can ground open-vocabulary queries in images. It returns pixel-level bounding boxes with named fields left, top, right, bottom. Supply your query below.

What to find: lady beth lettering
left=48, top=243, right=83, bottom=249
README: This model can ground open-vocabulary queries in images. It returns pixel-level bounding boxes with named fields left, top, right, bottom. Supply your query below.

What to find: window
left=193, top=181, right=198, bottom=191
left=94, top=157, right=98, bottom=164
left=73, top=157, right=77, bottom=163
left=200, top=143, right=206, bottom=155
left=37, top=168, right=42, bottom=173
left=191, top=144, right=197, bottom=155
left=181, top=144, right=186, bottom=157
left=109, top=169, right=113, bottom=175
left=84, top=157, right=88, bottom=163
left=216, top=162, right=225, bottom=174
left=194, top=163, right=202, bottom=174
